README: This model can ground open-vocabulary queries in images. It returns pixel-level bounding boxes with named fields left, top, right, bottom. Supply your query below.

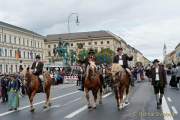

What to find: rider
left=78, top=49, right=96, bottom=91
left=113, top=47, right=133, bottom=78
left=31, top=55, right=44, bottom=92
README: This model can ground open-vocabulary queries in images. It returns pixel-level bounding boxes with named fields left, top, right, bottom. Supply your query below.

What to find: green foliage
left=78, top=49, right=88, bottom=62
left=95, top=48, right=115, bottom=64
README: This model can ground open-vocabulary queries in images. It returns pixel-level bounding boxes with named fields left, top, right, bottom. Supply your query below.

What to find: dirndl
left=8, top=89, right=19, bottom=109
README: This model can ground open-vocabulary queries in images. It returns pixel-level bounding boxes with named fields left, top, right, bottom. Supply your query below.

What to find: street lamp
left=67, top=12, right=80, bottom=33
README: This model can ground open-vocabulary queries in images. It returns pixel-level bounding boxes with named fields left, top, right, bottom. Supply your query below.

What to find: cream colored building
left=175, top=43, right=180, bottom=64
left=165, top=43, right=180, bottom=65
left=45, top=30, right=149, bottom=66
left=0, top=21, right=45, bottom=74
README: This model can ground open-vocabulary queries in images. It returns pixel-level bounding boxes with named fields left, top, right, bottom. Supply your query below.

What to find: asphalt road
left=0, top=76, right=179, bottom=120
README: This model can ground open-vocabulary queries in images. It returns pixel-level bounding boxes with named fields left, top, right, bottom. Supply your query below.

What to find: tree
left=77, top=49, right=88, bottom=63
left=95, top=48, right=115, bottom=64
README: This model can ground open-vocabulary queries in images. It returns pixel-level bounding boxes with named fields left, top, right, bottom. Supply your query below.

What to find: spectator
left=8, top=75, right=20, bottom=111
left=0, top=75, right=8, bottom=103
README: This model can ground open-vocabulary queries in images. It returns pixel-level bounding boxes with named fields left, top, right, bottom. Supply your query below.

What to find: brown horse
left=110, top=64, right=131, bottom=110
left=84, top=62, right=103, bottom=109
left=22, top=67, right=52, bottom=112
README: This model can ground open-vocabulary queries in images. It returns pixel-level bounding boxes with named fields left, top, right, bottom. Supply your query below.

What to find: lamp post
left=67, top=12, right=80, bottom=33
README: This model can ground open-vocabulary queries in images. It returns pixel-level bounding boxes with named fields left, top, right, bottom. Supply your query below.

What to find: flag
left=16, top=48, right=21, bottom=60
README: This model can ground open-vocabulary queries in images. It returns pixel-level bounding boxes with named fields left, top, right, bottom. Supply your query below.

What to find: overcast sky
left=0, top=0, right=179, bottom=61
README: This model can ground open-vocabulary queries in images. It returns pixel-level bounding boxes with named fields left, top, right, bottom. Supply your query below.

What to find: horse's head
left=20, top=67, right=33, bottom=86
left=89, top=62, right=96, bottom=75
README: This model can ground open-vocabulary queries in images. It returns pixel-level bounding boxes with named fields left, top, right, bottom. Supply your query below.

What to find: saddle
left=111, top=64, right=123, bottom=76
left=37, top=75, right=45, bottom=93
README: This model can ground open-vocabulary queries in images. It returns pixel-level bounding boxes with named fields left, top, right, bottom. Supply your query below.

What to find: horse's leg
left=119, top=87, right=124, bottom=110
left=30, top=91, right=36, bottom=112
left=92, top=89, right=98, bottom=109
left=125, top=85, right=130, bottom=104
left=44, top=87, right=51, bottom=109
left=99, top=87, right=103, bottom=104
left=114, top=87, right=120, bottom=110
left=85, top=88, right=91, bottom=109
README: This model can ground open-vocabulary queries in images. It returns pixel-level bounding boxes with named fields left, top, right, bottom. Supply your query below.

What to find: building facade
left=175, top=43, right=180, bottom=64
left=45, top=30, right=149, bottom=66
left=0, top=21, right=45, bottom=74
left=164, top=43, right=180, bottom=65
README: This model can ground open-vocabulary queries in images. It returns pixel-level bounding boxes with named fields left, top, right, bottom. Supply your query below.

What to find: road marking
left=53, top=84, right=75, bottom=89
left=0, top=91, right=80, bottom=117
left=65, top=92, right=112, bottom=119
left=43, top=97, right=82, bottom=111
left=162, top=97, right=174, bottom=120
left=167, top=97, right=172, bottom=102
left=171, top=106, right=178, bottom=115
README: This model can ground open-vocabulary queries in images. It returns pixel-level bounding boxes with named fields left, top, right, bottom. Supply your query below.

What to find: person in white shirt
left=151, top=59, right=167, bottom=109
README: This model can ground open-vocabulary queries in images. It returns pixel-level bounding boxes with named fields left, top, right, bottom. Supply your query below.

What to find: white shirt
left=118, top=55, right=123, bottom=65
left=35, top=62, right=39, bottom=72
left=155, top=67, right=160, bottom=81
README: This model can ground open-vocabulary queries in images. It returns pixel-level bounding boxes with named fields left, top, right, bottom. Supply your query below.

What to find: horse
left=109, top=64, right=131, bottom=110
left=84, top=62, right=103, bottom=109
left=22, top=67, right=52, bottom=112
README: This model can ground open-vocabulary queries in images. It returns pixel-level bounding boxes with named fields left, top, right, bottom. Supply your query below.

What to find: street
left=0, top=76, right=179, bottom=120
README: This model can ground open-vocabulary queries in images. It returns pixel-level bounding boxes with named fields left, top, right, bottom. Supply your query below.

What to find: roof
left=0, top=21, right=44, bottom=38
left=46, top=30, right=118, bottom=41
left=175, top=43, right=180, bottom=49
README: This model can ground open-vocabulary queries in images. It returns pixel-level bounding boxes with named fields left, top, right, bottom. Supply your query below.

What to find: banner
left=16, top=48, right=21, bottom=60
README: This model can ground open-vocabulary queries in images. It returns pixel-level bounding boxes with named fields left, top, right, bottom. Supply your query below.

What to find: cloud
left=0, top=0, right=179, bottom=60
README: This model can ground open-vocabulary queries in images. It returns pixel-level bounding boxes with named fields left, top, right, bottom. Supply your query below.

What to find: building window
left=27, top=39, right=29, bottom=46
left=0, top=34, right=1, bottom=42
left=54, top=44, right=56, bottom=48
left=28, top=52, right=29, bottom=59
left=0, top=64, right=2, bottom=73
left=88, top=42, right=91, bottom=45
left=31, top=41, right=33, bottom=47
left=15, top=65, right=17, bottom=72
left=71, top=43, right=73, bottom=46
left=5, top=49, right=7, bottom=57
left=101, top=41, right=103, bottom=44
left=107, top=41, right=110, bottom=44
left=14, top=36, right=17, bottom=44
left=35, top=42, right=36, bottom=48
left=24, top=51, right=25, bottom=59
left=94, top=42, right=97, bottom=45
left=48, top=51, right=51, bottom=56
left=0, top=48, right=2, bottom=56
left=23, top=38, right=25, bottom=45
left=10, top=65, right=13, bottom=73
left=38, top=42, right=40, bottom=48
left=4, top=34, right=6, bottom=43
left=48, top=45, right=51, bottom=48
left=10, top=50, right=12, bottom=57
left=9, top=35, right=12, bottom=43
left=6, top=64, right=8, bottom=73
left=19, top=37, right=21, bottom=45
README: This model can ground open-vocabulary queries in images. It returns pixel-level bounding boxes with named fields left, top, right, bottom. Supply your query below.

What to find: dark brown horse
left=22, top=67, right=52, bottom=112
left=84, top=62, right=103, bottom=109
left=109, top=64, right=131, bottom=110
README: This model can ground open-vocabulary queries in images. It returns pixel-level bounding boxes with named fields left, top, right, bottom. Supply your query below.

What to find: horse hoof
left=88, top=106, right=92, bottom=109
left=43, top=105, right=48, bottom=109
left=30, top=108, right=35, bottom=112
left=48, top=103, right=52, bottom=106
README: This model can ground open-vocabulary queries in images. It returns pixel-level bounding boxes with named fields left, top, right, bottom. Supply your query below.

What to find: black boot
left=157, top=102, right=160, bottom=109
